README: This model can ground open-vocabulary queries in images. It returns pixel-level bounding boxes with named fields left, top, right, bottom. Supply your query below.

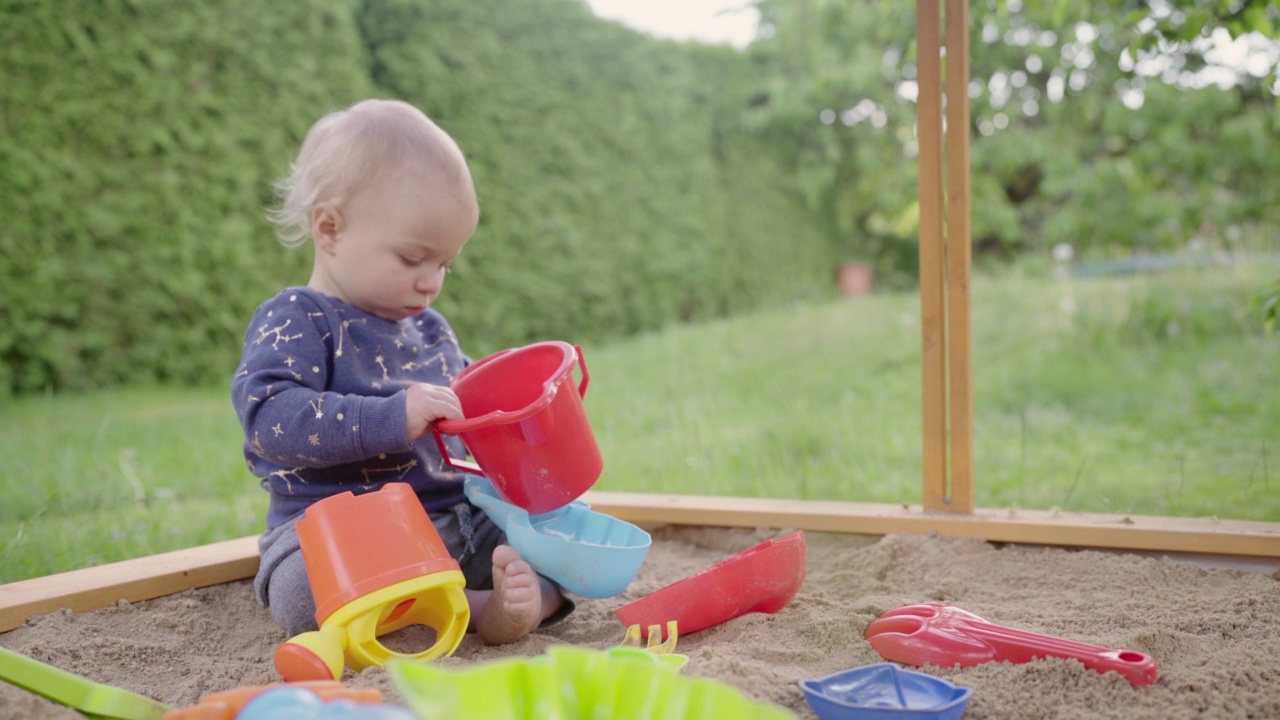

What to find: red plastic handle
left=573, top=344, right=589, bottom=398
left=432, top=428, right=484, bottom=476
left=959, top=619, right=1156, bottom=684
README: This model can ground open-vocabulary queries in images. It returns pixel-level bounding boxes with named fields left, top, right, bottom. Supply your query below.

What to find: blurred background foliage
left=0, top=0, right=835, bottom=396
left=0, top=0, right=1276, bottom=396
left=750, top=0, right=1279, bottom=282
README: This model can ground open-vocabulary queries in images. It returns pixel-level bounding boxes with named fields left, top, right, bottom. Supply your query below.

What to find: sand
left=2, top=527, right=1278, bottom=719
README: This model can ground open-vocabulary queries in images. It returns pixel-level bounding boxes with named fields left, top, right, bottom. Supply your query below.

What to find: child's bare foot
left=476, top=545, right=543, bottom=645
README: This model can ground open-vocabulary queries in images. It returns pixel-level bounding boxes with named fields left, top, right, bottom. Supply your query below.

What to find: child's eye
left=399, top=255, right=425, bottom=267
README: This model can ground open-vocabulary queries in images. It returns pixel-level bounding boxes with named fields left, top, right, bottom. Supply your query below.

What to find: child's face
left=311, top=164, right=478, bottom=322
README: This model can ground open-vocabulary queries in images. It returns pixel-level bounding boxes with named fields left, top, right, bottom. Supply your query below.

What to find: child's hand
left=405, top=383, right=464, bottom=442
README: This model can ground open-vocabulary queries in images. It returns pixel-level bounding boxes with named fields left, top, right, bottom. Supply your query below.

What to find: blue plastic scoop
left=799, top=663, right=973, bottom=720
left=463, top=476, right=651, bottom=598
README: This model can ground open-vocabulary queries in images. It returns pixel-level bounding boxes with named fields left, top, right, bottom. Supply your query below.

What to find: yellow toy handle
left=276, top=570, right=470, bottom=682
left=336, top=571, right=470, bottom=671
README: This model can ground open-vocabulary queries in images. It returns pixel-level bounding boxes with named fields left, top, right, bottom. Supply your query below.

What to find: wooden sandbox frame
left=3, top=0, right=1277, bottom=634
left=2, top=494, right=1278, bottom=633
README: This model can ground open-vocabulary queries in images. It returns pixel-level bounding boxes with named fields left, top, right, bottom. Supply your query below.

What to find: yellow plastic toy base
left=277, top=570, right=470, bottom=681
left=337, top=570, right=469, bottom=671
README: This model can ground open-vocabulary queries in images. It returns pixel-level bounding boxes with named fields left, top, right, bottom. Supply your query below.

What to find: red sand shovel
left=614, top=531, right=807, bottom=638
left=865, top=602, right=1158, bottom=686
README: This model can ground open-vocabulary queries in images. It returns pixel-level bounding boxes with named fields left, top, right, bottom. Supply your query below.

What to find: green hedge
left=0, top=0, right=833, bottom=395
left=0, top=0, right=374, bottom=393
left=358, top=0, right=834, bottom=347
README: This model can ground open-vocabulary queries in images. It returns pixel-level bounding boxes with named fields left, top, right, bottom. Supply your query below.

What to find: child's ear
left=311, top=204, right=343, bottom=254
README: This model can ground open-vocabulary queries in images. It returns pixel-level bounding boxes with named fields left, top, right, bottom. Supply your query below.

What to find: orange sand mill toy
left=273, top=483, right=470, bottom=682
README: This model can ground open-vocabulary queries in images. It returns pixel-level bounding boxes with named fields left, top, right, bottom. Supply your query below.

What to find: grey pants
left=255, top=503, right=506, bottom=637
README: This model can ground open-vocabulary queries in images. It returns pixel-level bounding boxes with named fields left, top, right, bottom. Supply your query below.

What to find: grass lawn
left=1, top=259, right=1275, bottom=583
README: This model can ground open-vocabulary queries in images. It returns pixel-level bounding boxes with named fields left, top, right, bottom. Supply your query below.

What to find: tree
left=746, top=0, right=1279, bottom=269
left=747, top=0, right=928, bottom=284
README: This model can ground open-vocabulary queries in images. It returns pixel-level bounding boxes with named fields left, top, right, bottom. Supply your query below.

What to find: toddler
left=231, top=99, right=570, bottom=644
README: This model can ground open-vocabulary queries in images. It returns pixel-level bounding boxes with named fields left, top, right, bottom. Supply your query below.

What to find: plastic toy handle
left=866, top=603, right=1158, bottom=686
left=573, top=344, right=589, bottom=397
left=275, top=630, right=347, bottom=682
left=961, top=622, right=1157, bottom=685
left=463, top=476, right=528, bottom=529
left=431, top=427, right=485, bottom=476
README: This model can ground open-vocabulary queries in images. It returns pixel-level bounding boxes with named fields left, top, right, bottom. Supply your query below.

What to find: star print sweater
left=231, top=287, right=472, bottom=530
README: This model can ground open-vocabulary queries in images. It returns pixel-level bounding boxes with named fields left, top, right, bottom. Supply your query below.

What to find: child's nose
left=415, top=268, right=443, bottom=294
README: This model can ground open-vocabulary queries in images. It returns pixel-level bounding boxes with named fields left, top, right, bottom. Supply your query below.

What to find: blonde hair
left=268, top=99, right=472, bottom=247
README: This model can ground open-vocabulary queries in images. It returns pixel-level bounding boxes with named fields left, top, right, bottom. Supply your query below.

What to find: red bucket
left=433, top=341, right=602, bottom=514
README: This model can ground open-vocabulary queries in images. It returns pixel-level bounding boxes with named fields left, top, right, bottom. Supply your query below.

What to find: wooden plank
left=585, top=492, right=1280, bottom=559
left=916, top=0, right=949, bottom=512
left=4, top=495, right=1277, bottom=634
left=944, top=0, right=975, bottom=513
left=0, top=535, right=258, bottom=633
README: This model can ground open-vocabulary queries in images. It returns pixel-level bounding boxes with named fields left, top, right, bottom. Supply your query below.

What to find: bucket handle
left=573, top=344, right=590, bottom=397
left=432, top=344, right=590, bottom=476
left=433, top=430, right=485, bottom=476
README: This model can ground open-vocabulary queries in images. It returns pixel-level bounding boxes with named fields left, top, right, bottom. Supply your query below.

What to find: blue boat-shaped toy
left=799, top=663, right=973, bottom=720
left=463, top=476, right=651, bottom=598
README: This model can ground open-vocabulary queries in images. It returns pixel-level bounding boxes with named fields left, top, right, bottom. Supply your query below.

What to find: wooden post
left=944, top=0, right=974, bottom=513
left=917, top=0, right=974, bottom=513
left=916, top=0, right=948, bottom=512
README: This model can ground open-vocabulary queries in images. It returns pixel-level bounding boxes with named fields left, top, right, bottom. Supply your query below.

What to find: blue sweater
left=231, top=287, right=472, bottom=529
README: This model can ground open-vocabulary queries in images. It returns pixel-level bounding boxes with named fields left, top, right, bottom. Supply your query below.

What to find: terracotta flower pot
left=837, top=262, right=874, bottom=296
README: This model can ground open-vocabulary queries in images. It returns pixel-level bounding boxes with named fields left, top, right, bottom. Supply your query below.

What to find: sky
left=584, top=0, right=760, bottom=48
left=583, top=1, right=1278, bottom=94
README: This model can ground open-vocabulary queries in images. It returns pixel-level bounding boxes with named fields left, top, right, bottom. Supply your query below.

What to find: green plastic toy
left=0, top=646, right=172, bottom=720
left=389, top=644, right=794, bottom=719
